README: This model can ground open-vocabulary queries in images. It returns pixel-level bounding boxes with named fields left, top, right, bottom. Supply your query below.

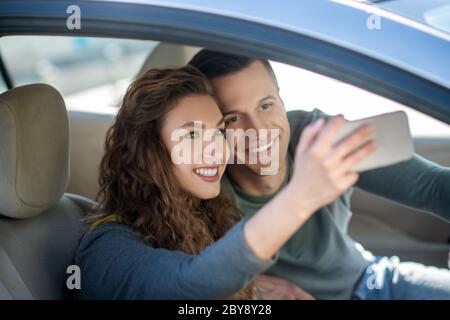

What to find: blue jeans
left=352, top=256, right=450, bottom=300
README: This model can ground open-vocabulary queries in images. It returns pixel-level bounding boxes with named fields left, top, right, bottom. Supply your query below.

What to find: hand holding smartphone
left=331, top=111, right=414, bottom=172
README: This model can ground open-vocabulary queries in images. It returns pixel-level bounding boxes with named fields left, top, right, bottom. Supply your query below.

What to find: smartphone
left=331, top=111, right=414, bottom=172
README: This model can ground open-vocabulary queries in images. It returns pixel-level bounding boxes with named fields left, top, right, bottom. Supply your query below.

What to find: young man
left=189, top=50, right=450, bottom=300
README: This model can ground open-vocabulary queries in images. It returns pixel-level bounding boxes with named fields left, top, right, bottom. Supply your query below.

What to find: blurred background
left=1, top=35, right=450, bottom=137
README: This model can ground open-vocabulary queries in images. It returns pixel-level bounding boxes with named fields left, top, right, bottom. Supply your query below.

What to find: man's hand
left=254, top=274, right=315, bottom=300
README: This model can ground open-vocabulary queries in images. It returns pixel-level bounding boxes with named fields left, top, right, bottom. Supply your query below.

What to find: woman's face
left=161, top=94, right=229, bottom=199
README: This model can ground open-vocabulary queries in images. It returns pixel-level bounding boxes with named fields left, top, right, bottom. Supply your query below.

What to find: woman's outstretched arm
left=76, top=116, right=375, bottom=299
left=76, top=220, right=275, bottom=299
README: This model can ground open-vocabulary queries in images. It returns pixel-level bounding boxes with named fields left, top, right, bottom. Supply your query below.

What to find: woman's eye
left=214, top=128, right=225, bottom=136
left=185, top=131, right=199, bottom=139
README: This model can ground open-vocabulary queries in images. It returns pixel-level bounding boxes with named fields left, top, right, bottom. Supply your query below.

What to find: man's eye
left=185, top=131, right=199, bottom=139
left=260, top=103, right=272, bottom=110
left=226, top=115, right=241, bottom=124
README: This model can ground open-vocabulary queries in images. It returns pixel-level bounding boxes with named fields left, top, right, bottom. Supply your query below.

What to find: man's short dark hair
left=188, top=49, right=278, bottom=87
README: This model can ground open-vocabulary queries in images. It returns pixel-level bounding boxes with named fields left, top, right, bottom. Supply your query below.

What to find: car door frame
left=0, top=0, right=449, bottom=124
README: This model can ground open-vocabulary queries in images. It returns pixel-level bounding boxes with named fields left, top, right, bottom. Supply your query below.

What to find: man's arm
left=356, top=154, right=450, bottom=222
left=287, top=109, right=449, bottom=222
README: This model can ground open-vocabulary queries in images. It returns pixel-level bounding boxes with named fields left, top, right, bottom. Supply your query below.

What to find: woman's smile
left=193, top=165, right=220, bottom=182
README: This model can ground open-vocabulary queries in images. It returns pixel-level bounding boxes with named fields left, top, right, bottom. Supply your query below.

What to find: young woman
left=75, top=66, right=375, bottom=299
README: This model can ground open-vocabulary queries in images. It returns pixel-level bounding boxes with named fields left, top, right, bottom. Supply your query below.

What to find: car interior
left=0, top=40, right=449, bottom=299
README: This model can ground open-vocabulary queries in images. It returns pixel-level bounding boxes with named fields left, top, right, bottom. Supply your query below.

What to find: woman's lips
left=193, top=166, right=220, bottom=182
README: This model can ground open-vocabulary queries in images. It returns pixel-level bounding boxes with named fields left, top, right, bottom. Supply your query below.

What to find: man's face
left=211, top=61, right=290, bottom=176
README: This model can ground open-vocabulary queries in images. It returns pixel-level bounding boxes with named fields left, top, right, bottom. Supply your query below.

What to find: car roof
left=96, top=0, right=450, bottom=89
left=368, top=0, right=450, bottom=34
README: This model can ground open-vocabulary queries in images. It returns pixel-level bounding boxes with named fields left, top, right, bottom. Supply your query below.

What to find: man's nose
left=244, top=116, right=272, bottom=144
left=245, top=115, right=267, bottom=132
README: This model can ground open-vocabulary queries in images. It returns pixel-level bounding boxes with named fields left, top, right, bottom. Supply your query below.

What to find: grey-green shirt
left=221, top=108, right=450, bottom=300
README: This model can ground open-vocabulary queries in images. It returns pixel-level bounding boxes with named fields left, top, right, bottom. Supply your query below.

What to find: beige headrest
left=137, top=43, right=200, bottom=77
left=0, top=84, right=69, bottom=219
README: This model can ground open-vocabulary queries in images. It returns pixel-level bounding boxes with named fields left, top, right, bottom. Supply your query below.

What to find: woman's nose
left=203, top=139, right=227, bottom=165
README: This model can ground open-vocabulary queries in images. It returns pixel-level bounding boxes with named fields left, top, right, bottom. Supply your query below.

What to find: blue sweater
left=75, top=219, right=276, bottom=299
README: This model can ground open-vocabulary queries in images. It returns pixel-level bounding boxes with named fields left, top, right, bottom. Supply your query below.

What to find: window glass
left=0, top=35, right=157, bottom=112
left=272, top=61, right=450, bottom=137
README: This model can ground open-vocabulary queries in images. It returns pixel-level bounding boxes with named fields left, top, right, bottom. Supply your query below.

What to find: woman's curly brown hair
left=85, top=65, right=255, bottom=299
